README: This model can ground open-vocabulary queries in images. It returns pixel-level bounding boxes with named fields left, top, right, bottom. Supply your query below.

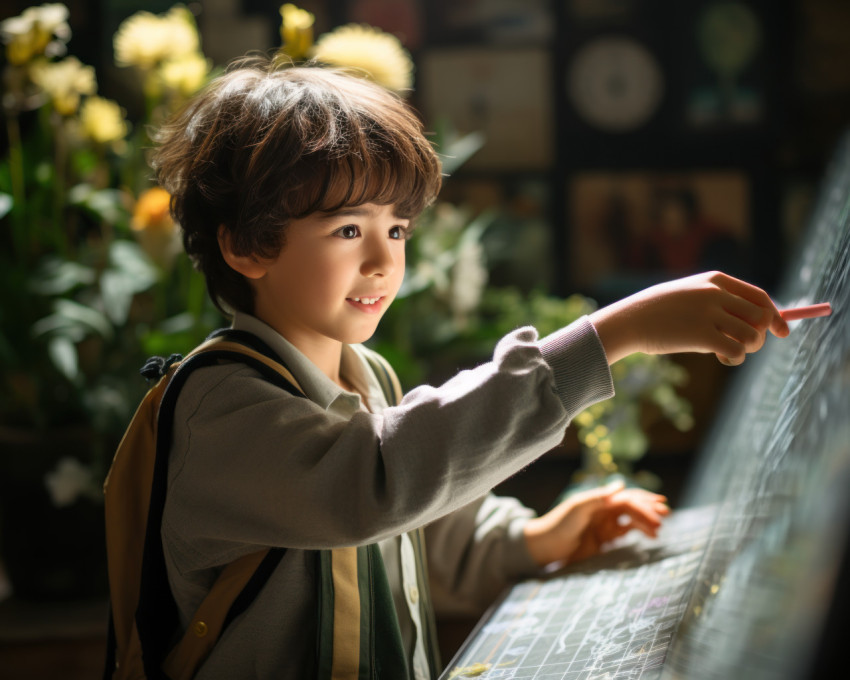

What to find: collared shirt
left=234, top=316, right=430, bottom=675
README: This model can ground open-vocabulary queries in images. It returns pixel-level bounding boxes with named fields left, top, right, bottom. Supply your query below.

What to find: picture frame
left=418, top=47, right=553, bottom=171
left=568, top=170, right=752, bottom=301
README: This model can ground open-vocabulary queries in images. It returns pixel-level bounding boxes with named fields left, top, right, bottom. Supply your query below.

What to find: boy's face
left=250, top=202, right=408, bottom=357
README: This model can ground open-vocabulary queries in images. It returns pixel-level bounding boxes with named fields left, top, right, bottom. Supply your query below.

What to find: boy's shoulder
left=168, top=333, right=309, bottom=411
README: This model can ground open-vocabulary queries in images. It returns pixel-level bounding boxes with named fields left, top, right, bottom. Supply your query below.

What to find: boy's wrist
left=589, top=298, right=641, bottom=365
left=522, top=516, right=560, bottom=567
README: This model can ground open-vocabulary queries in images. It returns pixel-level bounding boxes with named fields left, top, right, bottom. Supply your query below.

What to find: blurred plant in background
left=0, top=3, right=219, bottom=510
left=0, top=4, right=224, bottom=600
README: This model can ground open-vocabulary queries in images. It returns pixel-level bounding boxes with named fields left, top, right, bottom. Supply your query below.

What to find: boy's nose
left=361, top=237, right=396, bottom=277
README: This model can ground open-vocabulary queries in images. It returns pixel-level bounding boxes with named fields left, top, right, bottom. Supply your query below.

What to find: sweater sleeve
left=424, top=493, right=539, bottom=619
left=163, top=318, right=614, bottom=570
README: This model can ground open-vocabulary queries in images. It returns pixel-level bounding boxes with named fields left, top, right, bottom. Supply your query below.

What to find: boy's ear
left=217, top=225, right=268, bottom=280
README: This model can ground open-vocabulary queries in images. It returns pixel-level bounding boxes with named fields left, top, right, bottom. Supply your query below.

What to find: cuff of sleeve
left=539, top=316, right=615, bottom=420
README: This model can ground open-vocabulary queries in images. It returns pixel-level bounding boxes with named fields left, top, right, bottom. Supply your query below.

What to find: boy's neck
left=246, top=304, right=360, bottom=392
left=299, top=338, right=346, bottom=387
left=275, top=327, right=347, bottom=389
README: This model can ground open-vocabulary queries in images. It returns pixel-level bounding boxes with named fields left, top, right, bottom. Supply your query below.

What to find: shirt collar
left=230, top=312, right=385, bottom=415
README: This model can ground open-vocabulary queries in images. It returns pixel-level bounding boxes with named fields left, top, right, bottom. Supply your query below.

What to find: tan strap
left=186, top=337, right=301, bottom=388
left=159, top=339, right=304, bottom=679
left=161, top=339, right=304, bottom=678
left=330, top=547, right=362, bottom=679
left=161, top=550, right=271, bottom=680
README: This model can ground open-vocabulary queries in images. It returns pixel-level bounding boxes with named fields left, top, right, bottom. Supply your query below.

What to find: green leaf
left=108, top=240, right=159, bottom=293
left=157, top=311, right=197, bottom=334
left=69, top=184, right=131, bottom=226
left=31, top=313, right=87, bottom=342
left=71, top=148, right=99, bottom=178
left=29, top=257, right=96, bottom=295
left=99, top=269, right=135, bottom=325
left=609, top=423, right=649, bottom=461
left=48, top=336, right=79, bottom=381
left=438, top=131, right=486, bottom=176
left=458, top=209, right=497, bottom=247
left=88, top=189, right=130, bottom=225
left=0, top=192, right=12, bottom=219
left=32, top=298, right=114, bottom=341
left=35, top=162, right=53, bottom=186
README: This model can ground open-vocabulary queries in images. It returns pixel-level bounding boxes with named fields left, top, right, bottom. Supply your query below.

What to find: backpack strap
left=104, top=335, right=307, bottom=680
left=145, top=337, right=305, bottom=679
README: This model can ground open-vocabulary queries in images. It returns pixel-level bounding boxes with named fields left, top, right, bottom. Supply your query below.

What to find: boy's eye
left=389, top=226, right=409, bottom=240
left=337, top=225, right=359, bottom=239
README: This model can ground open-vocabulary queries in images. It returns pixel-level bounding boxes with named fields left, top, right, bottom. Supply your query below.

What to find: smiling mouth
left=346, top=296, right=385, bottom=312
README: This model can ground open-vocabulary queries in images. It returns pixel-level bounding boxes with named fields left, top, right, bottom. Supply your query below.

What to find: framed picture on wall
left=681, top=1, right=767, bottom=130
left=418, top=47, right=553, bottom=171
left=568, top=170, right=752, bottom=301
left=423, top=0, right=553, bottom=45
left=345, top=0, right=424, bottom=48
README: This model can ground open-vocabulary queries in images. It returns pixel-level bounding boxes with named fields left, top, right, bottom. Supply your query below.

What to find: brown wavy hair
left=150, top=57, right=443, bottom=316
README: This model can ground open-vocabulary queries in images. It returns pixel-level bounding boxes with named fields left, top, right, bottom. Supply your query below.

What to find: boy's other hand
left=590, top=271, right=790, bottom=366
left=523, top=480, right=670, bottom=568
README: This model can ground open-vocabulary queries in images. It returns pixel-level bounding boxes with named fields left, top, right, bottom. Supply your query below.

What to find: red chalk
left=779, top=303, right=832, bottom=321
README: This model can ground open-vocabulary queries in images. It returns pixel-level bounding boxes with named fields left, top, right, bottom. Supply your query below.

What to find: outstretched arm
left=590, top=271, right=790, bottom=366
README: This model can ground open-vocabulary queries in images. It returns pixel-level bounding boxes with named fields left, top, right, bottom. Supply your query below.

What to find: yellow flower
left=159, top=51, right=210, bottom=97
left=114, top=11, right=161, bottom=69
left=29, top=56, right=96, bottom=116
left=132, top=187, right=174, bottom=234
left=132, top=187, right=181, bottom=269
left=79, top=96, right=129, bottom=150
left=311, top=24, right=413, bottom=94
left=114, top=5, right=199, bottom=70
left=0, top=3, right=70, bottom=65
left=279, top=3, right=314, bottom=60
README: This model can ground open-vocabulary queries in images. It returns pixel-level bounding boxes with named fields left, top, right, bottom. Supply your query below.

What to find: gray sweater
left=161, top=313, right=614, bottom=678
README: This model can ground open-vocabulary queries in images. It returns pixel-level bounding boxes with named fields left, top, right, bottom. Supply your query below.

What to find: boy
left=149, top=58, right=789, bottom=679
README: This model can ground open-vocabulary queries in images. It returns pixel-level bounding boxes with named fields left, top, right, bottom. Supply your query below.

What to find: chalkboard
left=440, top=132, right=850, bottom=680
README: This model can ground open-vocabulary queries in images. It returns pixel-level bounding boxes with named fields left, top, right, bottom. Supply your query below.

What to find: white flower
left=311, top=23, right=413, bottom=94
left=44, top=457, right=98, bottom=507
left=29, top=55, right=96, bottom=115
left=1, top=3, right=70, bottom=65
left=159, top=51, right=210, bottom=96
left=79, top=95, right=130, bottom=151
left=114, top=5, right=199, bottom=70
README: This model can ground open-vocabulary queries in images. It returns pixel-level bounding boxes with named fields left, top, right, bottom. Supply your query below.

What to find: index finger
left=714, top=273, right=789, bottom=337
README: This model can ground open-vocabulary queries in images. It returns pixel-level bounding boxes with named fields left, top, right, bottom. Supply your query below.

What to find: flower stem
left=51, top=111, right=69, bottom=257
left=5, top=113, right=28, bottom=260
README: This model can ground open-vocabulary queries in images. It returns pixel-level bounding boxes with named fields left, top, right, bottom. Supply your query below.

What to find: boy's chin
left=346, top=329, right=379, bottom=345
left=339, top=323, right=382, bottom=346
